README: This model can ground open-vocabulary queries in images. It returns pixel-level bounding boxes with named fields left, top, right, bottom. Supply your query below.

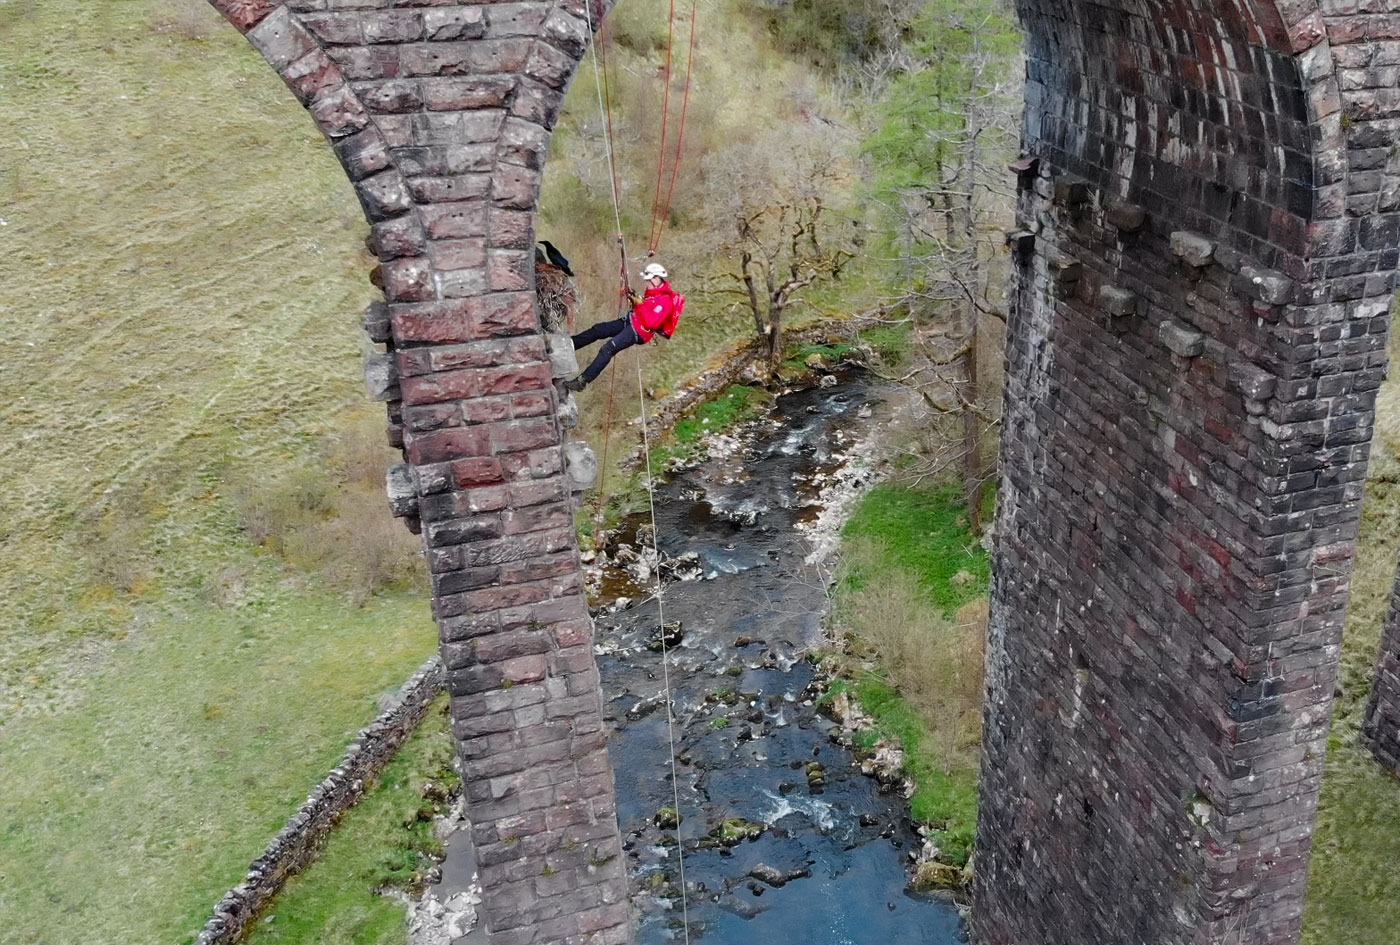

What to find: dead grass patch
left=836, top=536, right=985, bottom=767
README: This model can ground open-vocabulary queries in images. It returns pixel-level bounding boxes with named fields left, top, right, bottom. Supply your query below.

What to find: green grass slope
left=0, top=3, right=433, bottom=942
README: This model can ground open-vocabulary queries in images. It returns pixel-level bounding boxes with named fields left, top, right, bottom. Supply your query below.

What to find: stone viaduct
left=201, top=1, right=1400, bottom=944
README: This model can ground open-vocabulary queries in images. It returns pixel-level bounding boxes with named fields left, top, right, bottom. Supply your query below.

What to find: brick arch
left=204, top=2, right=629, bottom=943
left=978, top=2, right=1398, bottom=944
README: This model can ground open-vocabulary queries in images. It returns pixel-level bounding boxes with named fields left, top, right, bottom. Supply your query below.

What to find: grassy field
left=0, top=3, right=434, bottom=943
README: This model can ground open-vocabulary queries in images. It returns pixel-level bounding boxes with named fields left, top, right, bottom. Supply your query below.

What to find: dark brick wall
left=205, top=3, right=627, bottom=943
left=976, top=3, right=1398, bottom=945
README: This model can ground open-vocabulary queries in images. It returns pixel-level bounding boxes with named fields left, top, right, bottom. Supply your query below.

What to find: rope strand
left=647, top=0, right=679, bottom=252
left=584, top=8, right=691, bottom=940
left=635, top=356, right=690, bottom=945
left=652, top=2, right=699, bottom=253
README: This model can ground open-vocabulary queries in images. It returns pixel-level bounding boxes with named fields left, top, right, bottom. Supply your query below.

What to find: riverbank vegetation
left=824, top=484, right=990, bottom=875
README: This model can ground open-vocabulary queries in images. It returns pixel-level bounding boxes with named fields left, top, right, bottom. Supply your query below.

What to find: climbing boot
left=562, top=375, right=588, bottom=393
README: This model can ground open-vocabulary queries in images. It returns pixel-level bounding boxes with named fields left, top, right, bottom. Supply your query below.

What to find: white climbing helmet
left=641, top=262, right=668, bottom=281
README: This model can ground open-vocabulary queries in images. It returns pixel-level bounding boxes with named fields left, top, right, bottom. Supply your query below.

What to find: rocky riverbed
left=421, top=369, right=966, bottom=944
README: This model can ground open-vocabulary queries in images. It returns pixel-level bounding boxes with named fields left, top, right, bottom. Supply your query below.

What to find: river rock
left=712, top=818, right=764, bottom=845
left=912, top=859, right=966, bottom=891
left=748, top=864, right=792, bottom=887
left=646, top=622, right=684, bottom=652
left=654, top=806, right=680, bottom=830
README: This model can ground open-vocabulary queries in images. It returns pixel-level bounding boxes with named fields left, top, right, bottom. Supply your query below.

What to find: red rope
left=647, top=0, right=678, bottom=252
left=652, top=2, right=698, bottom=253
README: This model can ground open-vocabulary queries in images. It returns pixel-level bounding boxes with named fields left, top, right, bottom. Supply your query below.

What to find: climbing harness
left=581, top=4, right=698, bottom=939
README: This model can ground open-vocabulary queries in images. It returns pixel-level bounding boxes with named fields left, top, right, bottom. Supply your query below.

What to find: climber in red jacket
left=563, top=262, right=684, bottom=392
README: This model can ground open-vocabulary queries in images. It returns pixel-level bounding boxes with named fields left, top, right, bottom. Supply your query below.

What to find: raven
left=539, top=240, right=574, bottom=277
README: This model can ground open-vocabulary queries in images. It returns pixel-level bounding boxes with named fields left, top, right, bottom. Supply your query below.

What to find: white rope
left=583, top=0, right=626, bottom=250
left=636, top=356, right=691, bottom=944
left=584, top=4, right=690, bottom=937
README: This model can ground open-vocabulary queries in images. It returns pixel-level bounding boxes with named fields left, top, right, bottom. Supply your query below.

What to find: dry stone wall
left=205, top=2, right=626, bottom=943
left=977, top=3, right=1400, bottom=945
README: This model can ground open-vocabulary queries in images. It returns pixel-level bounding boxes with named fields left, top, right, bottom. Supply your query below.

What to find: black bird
left=539, top=240, right=574, bottom=277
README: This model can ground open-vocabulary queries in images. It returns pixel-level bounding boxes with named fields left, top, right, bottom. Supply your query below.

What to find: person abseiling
left=563, top=262, right=683, bottom=392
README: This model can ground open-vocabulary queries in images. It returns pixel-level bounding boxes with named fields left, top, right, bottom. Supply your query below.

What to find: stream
left=423, top=370, right=967, bottom=945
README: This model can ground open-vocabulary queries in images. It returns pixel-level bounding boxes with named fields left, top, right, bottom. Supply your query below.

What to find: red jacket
left=630, top=281, right=683, bottom=342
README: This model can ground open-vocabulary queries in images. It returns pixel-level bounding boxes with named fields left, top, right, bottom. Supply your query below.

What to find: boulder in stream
left=646, top=622, right=685, bottom=652
left=711, top=818, right=764, bottom=846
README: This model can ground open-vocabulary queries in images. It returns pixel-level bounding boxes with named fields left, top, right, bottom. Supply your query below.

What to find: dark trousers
left=573, top=317, right=641, bottom=383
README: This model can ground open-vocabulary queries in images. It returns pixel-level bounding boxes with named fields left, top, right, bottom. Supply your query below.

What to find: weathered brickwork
left=204, top=2, right=628, bottom=943
left=977, top=3, right=1400, bottom=945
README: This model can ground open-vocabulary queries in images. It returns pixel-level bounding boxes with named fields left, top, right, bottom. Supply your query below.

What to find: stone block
left=546, top=331, right=579, bottom=378
left=334, top=128, right=391, bottom=181
left=525, top=40, right=577, bottom=90
left=357, top=171, right=412, bottom=222
left=1099, top=285, right=1138, bottom=317
left=1170, top=231, right=1215, bottom=267
left=371, top=216, right=426, bottom=261
left=363, top=301, right=392, bottom=344
left=1229, top=362, right=1277, bottom=402
left=487, top=3, right=550, bottom=38
left=1235, top=265, right=1295, bottom=305
left=1050, top=254, right=1082, bottom=284
left=557, top=394, right=579, bottom=431
left=564, top=442, right=598, bottom=492
left=282, top=49, right=340, bottom=105
left=356, top=79, right=422, bottom=114
left=363, top=10, right=423, bottom=45
left=541, top=8, right=588, bottom=57
left=364, top=352, right=399, bottom=401
left=1104, top=197, right=1147, bottom=233
left=1009, top=155, right=1040, bottom=180
left=1052, top=174, right=1090, bottom=208
left=382, top=256, right=433, bottom=302
left=1158, top=319, right=1205, bottom=358
left=424, top=7, right=486, bottom=41
left=247, top=7, right=315, bottom=71
left=386, top=463, right=417, bottom=518
left=1005, top=229, right=1036, bottom=254
left=421, top=76, right=514, bottom=111
left=310, top=84, right=370, bottom=138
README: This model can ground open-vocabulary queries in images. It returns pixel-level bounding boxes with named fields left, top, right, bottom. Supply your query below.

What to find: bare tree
left=864, top=5, right=1020, bottom=532
left=705, top=125, right=861, bottom=374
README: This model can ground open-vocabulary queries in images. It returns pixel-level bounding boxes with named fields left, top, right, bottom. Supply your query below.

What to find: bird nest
left=535, top=263, right=577, bottom=334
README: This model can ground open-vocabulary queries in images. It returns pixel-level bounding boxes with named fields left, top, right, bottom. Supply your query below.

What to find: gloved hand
left=628, top=292, right=642, bottom=306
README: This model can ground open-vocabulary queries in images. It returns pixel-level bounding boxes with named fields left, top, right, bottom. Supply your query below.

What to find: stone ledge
left=1100, top=285, right=1138, bottom=317
left=1159, top=319, right=1205, bottom=358
left=1170, top=231, right=1215, bottom=268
